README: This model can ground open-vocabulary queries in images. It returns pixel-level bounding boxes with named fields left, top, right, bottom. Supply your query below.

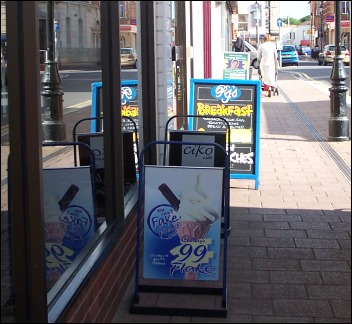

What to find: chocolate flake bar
left=58, top=184, right=79, bottom=212
left=158, top=183, right=180, bottom=211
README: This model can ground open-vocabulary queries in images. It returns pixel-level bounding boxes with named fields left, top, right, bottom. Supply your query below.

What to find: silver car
left=318, top=44, right=350, bottom=66
left=120, top=48, right=137, bottom=69
left=244, top=41, right=259, bottom=69
left=233, top=40, right=259, bottom=69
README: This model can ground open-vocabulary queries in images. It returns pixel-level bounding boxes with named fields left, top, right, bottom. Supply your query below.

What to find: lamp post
left=310, top=12, right=313, bottom=57
left=319, top=2, right=323, bottom=51
left=328, top=1, right=349, bottom=141
left=255, top=1, right=259, bottom=47
left=41, top=1, right=66, bottom=142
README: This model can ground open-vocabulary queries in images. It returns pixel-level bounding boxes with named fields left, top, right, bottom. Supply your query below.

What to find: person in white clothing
left=258, top=34, right=279, bottom=97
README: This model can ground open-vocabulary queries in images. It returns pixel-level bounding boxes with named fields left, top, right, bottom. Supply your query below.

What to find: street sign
left=277, top=18, right=282, bottom=28
left=54, top=21, right=59, bottom=32
left=276, top=40, right=283, bottom=50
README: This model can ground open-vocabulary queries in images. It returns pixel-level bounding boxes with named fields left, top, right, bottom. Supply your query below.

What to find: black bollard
left=41, top=1, right=66, bottom=142
left=328, top=1, right=349, bottom=141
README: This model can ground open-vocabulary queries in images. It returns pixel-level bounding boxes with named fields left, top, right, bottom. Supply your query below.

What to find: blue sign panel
left=189, top=78, right=261, bottom=189
left=54, top=22, right=59, bottom=32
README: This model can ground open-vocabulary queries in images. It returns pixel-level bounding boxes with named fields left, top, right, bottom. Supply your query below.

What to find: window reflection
left=2, top=2, right=140, bottom=315
left=1, top=1, right=11, bottom=316
left=39, top=0, right=139, bottom=288
left=39, top=1, right=139, bottom=289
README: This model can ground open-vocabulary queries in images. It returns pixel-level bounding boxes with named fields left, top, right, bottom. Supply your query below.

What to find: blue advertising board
left=189, top=78, right=261, bottom=189
left=90, top=80, right=139, bottom=133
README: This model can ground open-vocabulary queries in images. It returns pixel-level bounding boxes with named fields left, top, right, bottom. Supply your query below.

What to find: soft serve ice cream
left=177, top=173, right=220, bottom=223
left=158, top=173, right=220, bottom=234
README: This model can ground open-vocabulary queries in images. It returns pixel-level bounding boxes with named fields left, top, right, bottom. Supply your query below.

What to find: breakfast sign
left=189, top=78, right=261, bottom=189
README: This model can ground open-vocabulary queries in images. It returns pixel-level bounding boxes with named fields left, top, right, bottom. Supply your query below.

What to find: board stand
left=163, top=114, right=231, bottom=238
left=188, top=79, right=261, bottom=190
left=72, top=116, right=139, bottom=168
left=130, top=140, right=230, bottom=318
left=163, top=114, right=231, bottom=166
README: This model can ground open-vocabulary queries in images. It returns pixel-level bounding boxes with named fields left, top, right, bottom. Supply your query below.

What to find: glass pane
left=1, top=1, right=12, bottom=319
left=38, top=1, right=139, bottom=293
left=1, top=2, right=140, bottom=314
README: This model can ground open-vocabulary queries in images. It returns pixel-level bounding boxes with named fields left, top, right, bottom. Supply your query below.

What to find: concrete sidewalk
left=112, top=70, right=351, bottom=322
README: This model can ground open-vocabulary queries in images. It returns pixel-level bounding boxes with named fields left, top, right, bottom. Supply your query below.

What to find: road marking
left=66, top=100, right=92, bottom=109
left=282, top=70, right=351, bottom=107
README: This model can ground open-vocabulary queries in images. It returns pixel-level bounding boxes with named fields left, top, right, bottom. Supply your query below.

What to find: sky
left=278, top=1, right=311, bottom=20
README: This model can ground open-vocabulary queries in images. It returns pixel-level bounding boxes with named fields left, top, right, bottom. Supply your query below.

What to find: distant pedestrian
left=232, top=29, right=246, bottom=52
left=312, top=46, right=319, bottom=60
left=258, top=33, right=279, bottom=98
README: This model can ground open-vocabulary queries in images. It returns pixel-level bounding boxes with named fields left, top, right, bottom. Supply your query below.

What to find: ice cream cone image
left=45, top=221, right=66, bottom=243
left=158, top=173, right=220, bottom=280
left=177, top=220, right=211, bottom=241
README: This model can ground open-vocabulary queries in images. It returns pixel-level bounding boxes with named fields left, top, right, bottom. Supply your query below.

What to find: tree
left=283, top=15, right=311, bottom=25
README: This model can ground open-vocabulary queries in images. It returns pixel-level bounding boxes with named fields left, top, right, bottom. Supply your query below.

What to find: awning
left=120, top=25, right=137, bottom=33
left=300, top=40, right=310, bottom=46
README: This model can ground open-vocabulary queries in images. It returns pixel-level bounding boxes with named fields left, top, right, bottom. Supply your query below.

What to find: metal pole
left=279, top=26, right=282, bottom=67
left=328, top=1, right=349, bottom=141
left=41, top=1, right=66, bottom=142
left=310, top=13, right=313, bottom=57
left=255, top=1, right=259, bottom=47
left=319, top=3, right=323, bottom=51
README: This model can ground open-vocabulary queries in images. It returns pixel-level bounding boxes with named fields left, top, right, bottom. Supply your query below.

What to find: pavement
left=1, top=66, right=351, bottom=323
left=111, top=68, right=351, bottom=322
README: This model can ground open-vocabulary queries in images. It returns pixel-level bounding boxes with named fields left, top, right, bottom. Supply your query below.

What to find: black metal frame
left=130, top=140, right=229, bottom=318
left=72, top=116, right=139, bottom=168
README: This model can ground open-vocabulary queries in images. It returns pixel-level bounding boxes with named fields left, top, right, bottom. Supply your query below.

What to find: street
left=2, top=59, right=350, bottom=132
left=57, top=59, right=350, bottom=113
left=58, top=69, right=135, bottom=108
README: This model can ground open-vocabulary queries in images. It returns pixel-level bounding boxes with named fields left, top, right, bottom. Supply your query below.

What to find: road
left=285, top=57, right=351, bottom=92
left=57, top=69, right=137, bottom=110
left=58, top=58, right=350, bottom=112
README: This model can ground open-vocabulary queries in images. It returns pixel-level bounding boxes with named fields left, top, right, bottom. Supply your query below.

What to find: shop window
left=341, top=1, right=350, bottom=15
left=120, top=4, right=125, bottom=18
left=4, top=3, right=140, bottom=321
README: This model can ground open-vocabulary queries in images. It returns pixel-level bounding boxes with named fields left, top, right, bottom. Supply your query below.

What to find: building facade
left=311, top=0, right=350, bottom=51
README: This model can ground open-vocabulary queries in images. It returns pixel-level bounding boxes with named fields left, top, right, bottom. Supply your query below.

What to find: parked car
left=318, top=44, right=350, bottom=66
left=297, top=45, right=311, bottom=56
left=277, top=45, right=299, bottom=66
left=120, top=47, right=137, bottom=69
left=243, top=40, right=259, bottom=69
left=232, top=40, right=259, bottom=69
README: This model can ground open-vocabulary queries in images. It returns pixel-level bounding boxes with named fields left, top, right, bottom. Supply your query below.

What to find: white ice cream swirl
left=177, top=173, right=220, bottom=223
